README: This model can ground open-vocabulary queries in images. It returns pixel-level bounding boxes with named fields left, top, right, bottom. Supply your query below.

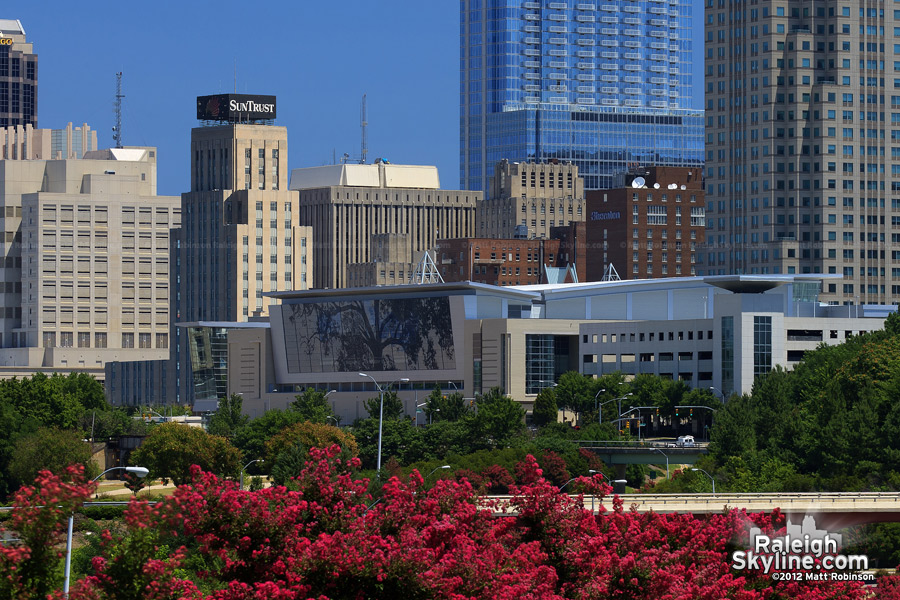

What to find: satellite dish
left=632, top=177, right=645, bottom=188
left=667, top=183, right=677, bottom=189
left=653, top=182, right=661, bottom=189
left=680, top=185, right=686, bottom=190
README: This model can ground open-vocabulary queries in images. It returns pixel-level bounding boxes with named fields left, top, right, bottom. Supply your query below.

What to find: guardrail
left=0, top=500, right=155, bottom=513
left=575, top=440, right=710, bottom=449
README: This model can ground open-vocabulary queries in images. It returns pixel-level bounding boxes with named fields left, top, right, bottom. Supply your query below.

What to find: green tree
left=554, top=371, right=592, bottom=416
left=232, top=409, right=306, bottom=468
left=467, top=387, right=525, bottom=449
left=364, top=389, right=404, bottom=420
left=131, top=423, right=242, bottom=485
left=8, top=427, right=97, bottom=489
left=422, top=385, right=470, bottom=423
left=289, top=388, right=337, bottom=424
left=264, top=421, right=358, bottom=464
left=207, top=393, right=250, bottom=438
left=532, top=386, right=558, bottom=427
left=351, top=417, right=425, bottom=470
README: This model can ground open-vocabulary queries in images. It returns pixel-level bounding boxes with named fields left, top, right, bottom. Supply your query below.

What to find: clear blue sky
left=19, top=0, right=704, bottom=196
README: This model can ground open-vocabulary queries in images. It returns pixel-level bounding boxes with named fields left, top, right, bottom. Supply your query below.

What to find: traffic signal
left=690, top=409, right=694, bottom=416
left=675, top=408, right=680, bottom=417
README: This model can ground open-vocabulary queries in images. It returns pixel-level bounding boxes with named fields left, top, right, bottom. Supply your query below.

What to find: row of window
left=41, top=332, right=168, bottom=349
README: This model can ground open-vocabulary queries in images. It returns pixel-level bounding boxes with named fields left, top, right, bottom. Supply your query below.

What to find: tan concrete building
left=0, top=147, right=178, bottom=378
left=0, top=19, right=36, bottom=128
left=1, top=122, right=97, bottom=160
left=176, top=123, right=312, bottom=322
left=477, top=159, right=585, bottom=240
left=703, top=0, right=900, bottom=305
left=346, top=233, right=418, bottom=287
left=290, top=162, right=478, bottom=289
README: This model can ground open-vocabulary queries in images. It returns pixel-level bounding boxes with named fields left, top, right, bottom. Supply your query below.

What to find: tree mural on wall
left=283, top=296, right=455, bottom=373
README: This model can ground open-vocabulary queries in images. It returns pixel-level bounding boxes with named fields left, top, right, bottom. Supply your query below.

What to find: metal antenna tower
left=359, top=94, right=367, bottom=165
left=601, top=263, right=621, bottom=281
left=112, top=72, right=124, bottom=148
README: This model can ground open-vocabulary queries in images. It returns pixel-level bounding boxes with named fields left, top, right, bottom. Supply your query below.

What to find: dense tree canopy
left=131, top=422, right=242, bottom=485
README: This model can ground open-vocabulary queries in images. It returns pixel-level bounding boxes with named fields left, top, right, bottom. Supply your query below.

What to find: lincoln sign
left=197, top=94, right=277, bottom=122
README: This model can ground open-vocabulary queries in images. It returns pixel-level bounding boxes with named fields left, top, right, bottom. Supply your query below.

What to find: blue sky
left=19, top=0, right=703, bottom=196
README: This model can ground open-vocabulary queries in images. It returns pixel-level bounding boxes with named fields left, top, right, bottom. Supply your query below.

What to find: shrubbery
left=3, top=452, right=898, bottom=598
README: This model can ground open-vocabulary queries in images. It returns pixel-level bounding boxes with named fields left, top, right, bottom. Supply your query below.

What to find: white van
left=674, top=435, right=696, bottom=448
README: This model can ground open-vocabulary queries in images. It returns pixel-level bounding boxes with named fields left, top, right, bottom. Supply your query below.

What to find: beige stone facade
left=0, top=147, right=178, bottom=377
left=477, top=159, right=585, bottom=240
left=290, top=163, right=478, bottom=289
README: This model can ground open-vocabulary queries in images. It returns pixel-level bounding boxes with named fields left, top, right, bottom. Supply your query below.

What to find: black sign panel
left=196, top=94, right=277, bottom=122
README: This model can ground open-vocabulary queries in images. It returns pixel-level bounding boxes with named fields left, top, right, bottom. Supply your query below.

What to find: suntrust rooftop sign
left=197, top=94, right=277, bottom=122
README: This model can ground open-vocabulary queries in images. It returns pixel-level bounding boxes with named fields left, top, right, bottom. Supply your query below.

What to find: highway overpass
left=490, top=492, right=900, bottom=529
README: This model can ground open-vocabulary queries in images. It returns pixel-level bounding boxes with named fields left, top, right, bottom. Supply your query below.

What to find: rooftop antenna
left=360, top=93, right=368, bottom=165
left=112, top=72, right=124, bottom=148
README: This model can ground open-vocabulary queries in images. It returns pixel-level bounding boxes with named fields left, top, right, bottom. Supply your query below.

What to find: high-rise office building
left=460, top=1, right=703, bottom=193
left=0, top=147, right=178, bottom=380
left=168, top=94, right=312, bottom=406
left=703, top=0, right=899, bottom=305
left=0, top=20, right=36, bottom=128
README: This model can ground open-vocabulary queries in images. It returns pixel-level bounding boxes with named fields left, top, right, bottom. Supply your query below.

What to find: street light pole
left=240, top=459, right=264, bottom=490
left=65, top=466, right=149, bottom=598
left=426, top=465, right=451, bottom=482
left=594, top=388, right=605, bottom=425
left=691, top=468, right=715, bottom=494
left=359, top=373, right=409, bottom=475
left=415, top=402, right=426, bottom=427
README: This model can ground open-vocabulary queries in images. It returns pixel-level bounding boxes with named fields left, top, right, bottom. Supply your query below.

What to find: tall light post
left=610, top=393, right=634, bottom=428
left=594, top=388, right=605, bottom=425
left=359, top=373, right=409, bottom=474
left=653, top=448, right=669, bottom=479
left=240, top=459, right=264, bottom=490
left=691, top=468, right=715, bottom=494
left=431, top=408, right=440, bottom=425
left=65, top=466, right=149, bottom=597
left=447, top=381, right=459, bottom=393
left=709, top=386, right=725, bottom=401
left=596, top=397, right=619, bottom=426
left=426, top=465, right=451, bottom=482
left=415, top=402, right=427, bottom=427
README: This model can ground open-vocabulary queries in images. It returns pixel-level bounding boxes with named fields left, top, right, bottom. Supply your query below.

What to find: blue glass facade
left=461, top=0, right=704, bottom=192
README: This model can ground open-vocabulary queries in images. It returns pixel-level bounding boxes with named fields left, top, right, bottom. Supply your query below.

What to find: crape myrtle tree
left=3, top=452, right=900, bottom=598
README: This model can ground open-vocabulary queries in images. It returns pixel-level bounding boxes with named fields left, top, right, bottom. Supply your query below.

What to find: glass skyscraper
left=460, top=0, right=703, bottom=192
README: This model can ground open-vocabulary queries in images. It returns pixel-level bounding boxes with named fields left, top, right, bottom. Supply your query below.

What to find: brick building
left=435, top=237, right=571, bottom=286
left=586, top=167, right=704, bottom=280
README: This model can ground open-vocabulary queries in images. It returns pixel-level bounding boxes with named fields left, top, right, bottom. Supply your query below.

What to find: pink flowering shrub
left=2, top=448, right=899, bottom=599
